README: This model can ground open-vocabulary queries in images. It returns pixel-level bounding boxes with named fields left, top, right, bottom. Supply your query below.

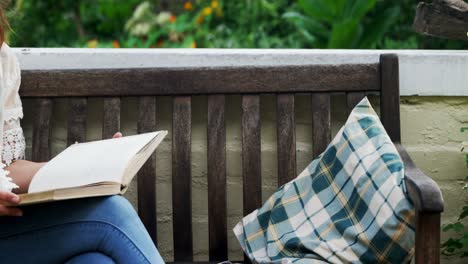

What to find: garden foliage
left=441, top=176, right=468, bottom=258
left=284, top=0, right=400, bottom=48
left=7, top=0, right=468, bottom=49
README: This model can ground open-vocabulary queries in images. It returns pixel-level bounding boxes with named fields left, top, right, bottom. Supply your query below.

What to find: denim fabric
left=65, top=252, right=115, bottom=264
left=0, top=195, right=165, bottom=264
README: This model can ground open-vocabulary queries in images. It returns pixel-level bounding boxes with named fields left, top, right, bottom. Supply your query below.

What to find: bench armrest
left=395, top=143, right=444, bottom=213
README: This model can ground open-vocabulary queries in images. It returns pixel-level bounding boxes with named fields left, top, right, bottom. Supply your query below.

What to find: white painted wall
left=13, top=48, right=468, bottom=96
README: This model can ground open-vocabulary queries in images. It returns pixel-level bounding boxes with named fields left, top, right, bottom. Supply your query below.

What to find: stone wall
left=21, top=95, right=468, bottom=262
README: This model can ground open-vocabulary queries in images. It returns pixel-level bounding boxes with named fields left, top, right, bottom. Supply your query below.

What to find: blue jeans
left=0, top=195, right=165, bottom=264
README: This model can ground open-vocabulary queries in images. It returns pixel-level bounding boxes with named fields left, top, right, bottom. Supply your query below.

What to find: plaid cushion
left=234, top=98, right=415, bottom=264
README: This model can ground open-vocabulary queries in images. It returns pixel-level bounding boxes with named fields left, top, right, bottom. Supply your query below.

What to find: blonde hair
left=0, top=0, right=10, bottom=44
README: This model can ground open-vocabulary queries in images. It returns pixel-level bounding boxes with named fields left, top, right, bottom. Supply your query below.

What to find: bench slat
left=380, top=54, right=401, bottom=143
left=242, top=95, right=261, bottom=264
left=242, top=95, right=262, bottom=215
left=32, top=98, right=53, bottom=162
left=311, top=93, right=331, bottom=158
left=20, top=64, right=380, bottom=97
left=137, top=96, right=158, bottom=245
left=277, top=94, right=296, bottom=186
left=172, top=96, right=193, bottom=262
left=67, top=98, right=87, bottom=146
left=207, top=95, right=227, bottom=261
left=346, top=92, right=366, bottom=115
left=102, top=97, right=121, bottom=139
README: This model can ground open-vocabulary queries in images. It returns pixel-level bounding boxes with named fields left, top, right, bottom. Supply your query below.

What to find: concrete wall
left=16, top=49, right=468, bottom=262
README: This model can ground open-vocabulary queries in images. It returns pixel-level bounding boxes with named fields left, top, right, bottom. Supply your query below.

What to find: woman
left=0, top=3, right=165, bottom=264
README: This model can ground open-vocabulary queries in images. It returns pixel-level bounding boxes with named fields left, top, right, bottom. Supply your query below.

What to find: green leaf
left=462, top=233, right=468, bottom=247
left=320, top=0, right=347, bottom=19
left=283, top=12, right=329, bottom=39
left=327, top=19, right=360, bottom=48
left=453, top=222, right=465, bottom=232
left=144, top=31, right=163, bottom=48
left=297, top=28, right=317, bottom=45
left=348, top=0, right=377, bottom=21
left=298, top=0, right=337, bottom=22
left=357, top=6, right=400, bottom=48
left=181, top=36, right=195, bottom=48
left=442, top=237, right=456, bottom=247
left=446, top=248, right=455, bottom=253
left=459, top=205, right=468, bottom=220
left=343, top=0, right=355, bottom=17
left=443, top=223, right=454, bottom=232
left=333, top=0, right=347, bottom=17
left=259, top=0, right=278, bottom=15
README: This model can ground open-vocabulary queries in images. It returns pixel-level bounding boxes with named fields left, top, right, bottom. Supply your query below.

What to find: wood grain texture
left=311, top=93, right=331, bottom=158
left=32, top=98, right=53, bottom=162
left=415, top=212, right=441, bottom=264
left=67, top=98, right=87, bottom=146
left=172, top=96, right=193, bottom=262
left=346, top=92, right=366, bottom=115
left=102, top=97, right=121, bottom=139
left=380, top=54, right=401, bottom=143
left=413, top=1, right=468, bottom=40
left=137, top=96, right=157, bottom=245
left=276, top=94, right=296, bottom=186
left=20, top=64, right=380, bottom=97
left=242, top=95, right=262, bottom=217
left=207, top=95, right=227, bottom=261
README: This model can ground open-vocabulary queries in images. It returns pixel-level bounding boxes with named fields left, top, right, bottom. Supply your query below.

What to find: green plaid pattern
left=234, top=98, right=415, bottom=264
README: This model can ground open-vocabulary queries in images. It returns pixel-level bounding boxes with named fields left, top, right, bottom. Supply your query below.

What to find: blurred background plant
left=5, top=0, right=468, bottom=49
left=204, top=0, right=301, bottom=48
left=7, top=0, right=142, bottom=47
left=283, top=0, right=401, bottom=48
left=122, top=0, right=219, bottom=48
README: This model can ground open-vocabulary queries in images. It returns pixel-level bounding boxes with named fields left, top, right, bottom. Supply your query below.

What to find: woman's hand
left=112, top=132, right=122, bottom=139
left=7, top=160, right=46, bottom=194
left=0, top=192, right=22, bottom=216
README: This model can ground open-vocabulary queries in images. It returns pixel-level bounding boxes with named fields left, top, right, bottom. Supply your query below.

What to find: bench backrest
left=19, top=54, right=400, bottom=262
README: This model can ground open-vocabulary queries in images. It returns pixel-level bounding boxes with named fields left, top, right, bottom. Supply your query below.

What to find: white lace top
left=0, top=43, right=26, bottom=192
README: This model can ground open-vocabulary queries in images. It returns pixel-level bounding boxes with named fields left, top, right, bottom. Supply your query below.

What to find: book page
left=122, top=129, right=168, bottom=185
left=28, top=132, right=162, bottom=193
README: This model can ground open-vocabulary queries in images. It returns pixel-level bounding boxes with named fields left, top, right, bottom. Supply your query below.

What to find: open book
left=15, top=131, right=167, bottom=205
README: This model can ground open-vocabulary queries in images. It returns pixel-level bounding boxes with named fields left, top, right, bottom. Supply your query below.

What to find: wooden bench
left=19, top=54, right=444, bottom=264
